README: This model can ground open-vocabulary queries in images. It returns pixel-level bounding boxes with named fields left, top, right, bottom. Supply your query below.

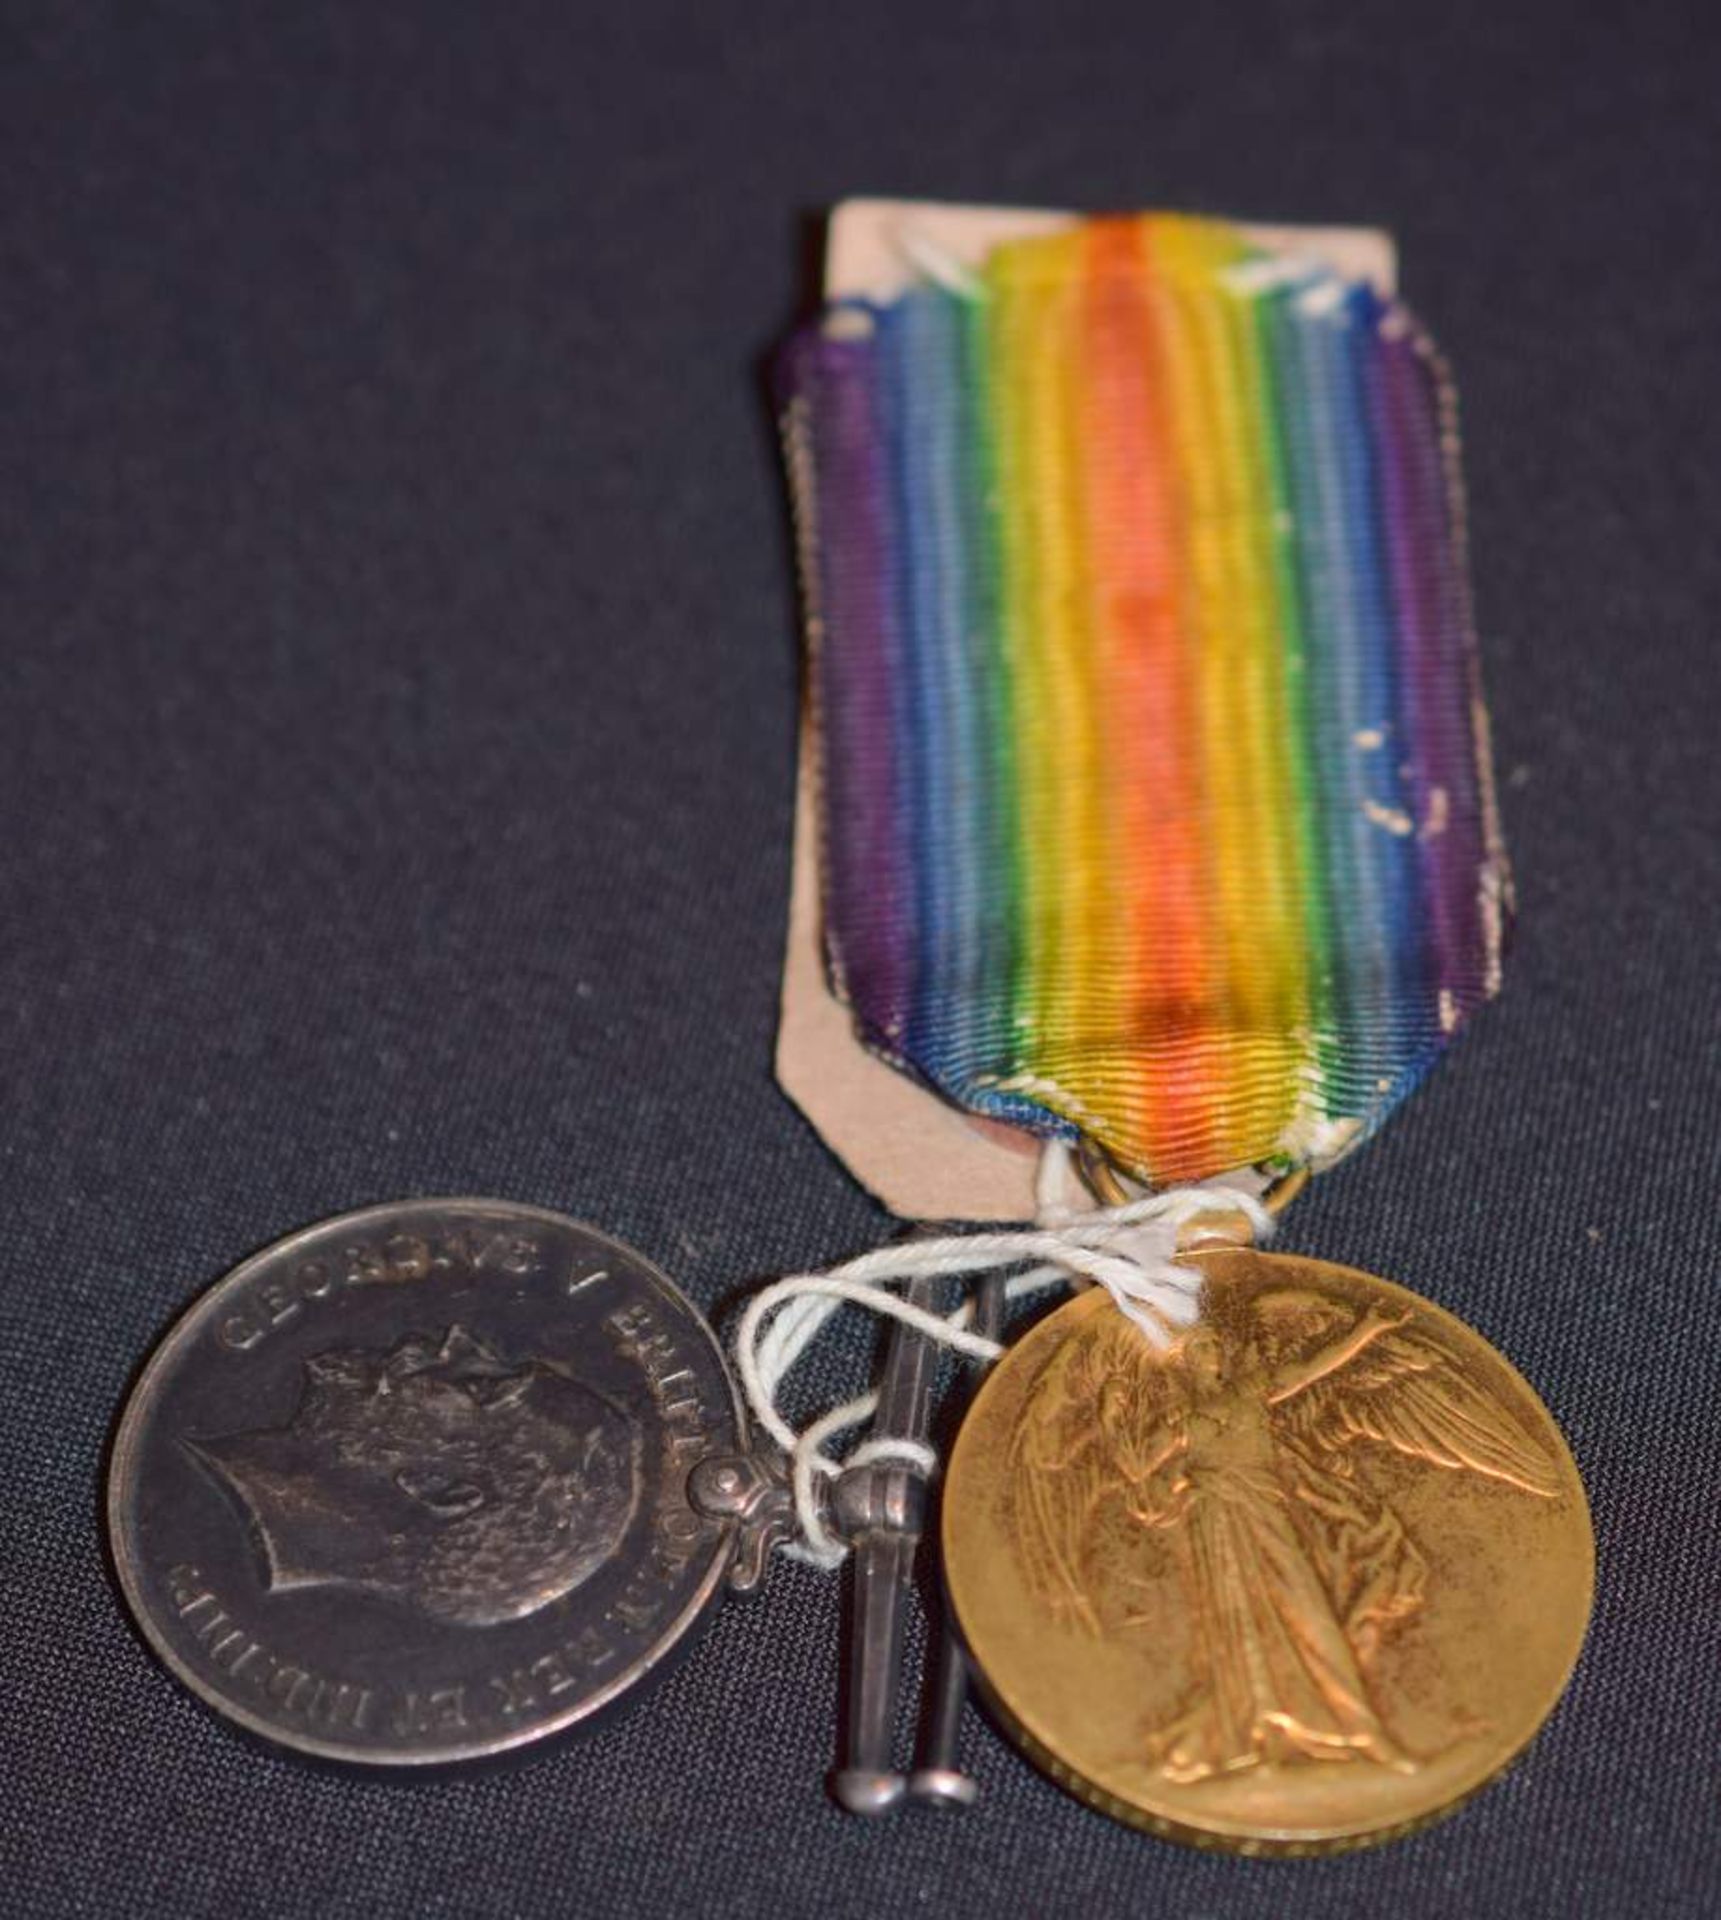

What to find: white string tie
left=734, top=1142, right=1275, bottom=1567
left=893, top=224, right=986, bottom=300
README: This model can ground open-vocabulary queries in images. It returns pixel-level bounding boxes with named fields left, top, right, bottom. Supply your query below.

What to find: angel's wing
left=1008, top=1315, right=1181, bottom=1633
left=1279, top=1318, right=1560, bottom=1498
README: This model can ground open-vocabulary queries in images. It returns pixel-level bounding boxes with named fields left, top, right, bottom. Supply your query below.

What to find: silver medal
left=107, top=1199, right=788, bottom=1766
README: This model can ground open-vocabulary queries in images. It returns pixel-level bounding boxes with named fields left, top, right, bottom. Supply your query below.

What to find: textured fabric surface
left=2, top=5, right=1717, bottom=1917
left=782, top=215, right=1505, bottom=1185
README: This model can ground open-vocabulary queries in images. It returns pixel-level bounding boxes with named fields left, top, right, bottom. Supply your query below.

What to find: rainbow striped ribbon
left=779, top=214, right=1508, bottom=1188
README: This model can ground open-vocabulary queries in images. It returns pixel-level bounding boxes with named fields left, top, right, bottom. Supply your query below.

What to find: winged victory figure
left=1009, top=1287, right=1559, bottom=1783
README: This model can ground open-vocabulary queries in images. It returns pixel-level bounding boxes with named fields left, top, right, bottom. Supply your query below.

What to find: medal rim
left=943, top=1249, right=1595, bottom=1855
left=106, top=1196, right=745, bottom=1768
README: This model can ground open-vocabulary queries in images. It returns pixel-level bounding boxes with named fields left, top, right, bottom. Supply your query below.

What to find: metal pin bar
left=908, top=1268, right=1005, bottom=1809
left=829, top=1270, right=940, bottom=1815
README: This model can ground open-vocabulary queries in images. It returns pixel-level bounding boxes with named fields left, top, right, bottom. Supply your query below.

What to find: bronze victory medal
left=108, top=1200, right=752, bottom=1765
left=943, top=1248, right=1593, bottom=1853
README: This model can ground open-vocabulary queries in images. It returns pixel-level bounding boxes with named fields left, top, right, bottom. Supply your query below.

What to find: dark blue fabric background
left=2, top=3, right=1717, bottom=1915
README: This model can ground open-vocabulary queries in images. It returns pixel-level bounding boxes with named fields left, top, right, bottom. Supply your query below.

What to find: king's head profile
left=187, top=1326, right=640, bottom=1627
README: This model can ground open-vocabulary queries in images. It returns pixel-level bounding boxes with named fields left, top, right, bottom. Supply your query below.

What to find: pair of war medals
left=108, top=1195, right=1592, bottom=1855
left=109, top=199, right=1596, bottom=1856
